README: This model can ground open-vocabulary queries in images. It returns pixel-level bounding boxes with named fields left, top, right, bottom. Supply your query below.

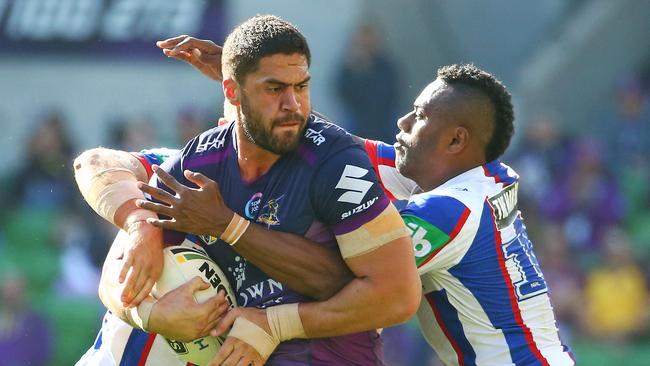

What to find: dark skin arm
left=136, top=166, right=354, bottom=300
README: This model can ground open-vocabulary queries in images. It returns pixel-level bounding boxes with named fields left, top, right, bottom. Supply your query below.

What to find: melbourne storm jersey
left=365, top=140, right=574, bottom=366
left=153, top=114, right=401, bottom=365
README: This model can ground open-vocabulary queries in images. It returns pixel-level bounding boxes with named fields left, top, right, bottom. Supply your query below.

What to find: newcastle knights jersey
left=153, top=114, right=397, bottom=365
left=365, top=140, right=574, bottom=366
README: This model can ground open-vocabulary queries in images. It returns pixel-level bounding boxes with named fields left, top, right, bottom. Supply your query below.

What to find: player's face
left=238, top=53, right=311, bottom=154
left=395, top=79, right=455, bottom=182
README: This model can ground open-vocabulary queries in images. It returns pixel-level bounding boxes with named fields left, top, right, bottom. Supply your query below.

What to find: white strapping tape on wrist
left=266, top=303, right=306, bottom=341
left=125, top=297, right=156, bottom=331
left=228, top=317, right=279, bottom=360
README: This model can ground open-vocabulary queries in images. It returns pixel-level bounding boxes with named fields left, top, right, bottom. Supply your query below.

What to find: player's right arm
left=73, top=148, right=167, bottom=307
left=99, top=231, right=228, bottom=341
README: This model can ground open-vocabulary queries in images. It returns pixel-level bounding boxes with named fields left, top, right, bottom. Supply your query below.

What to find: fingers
left=156, top=35, right=189, bottom=49
left=121, top=264, right=142, bottom=305
left=184, top=170, right=216, bottom=190
left=118, top=255, right=134, bottom=284
left=137, top=182, right=178, bottom=205
left=129, top=277, right=155, bottom=307
left=209, top=338, right=235, bottom=366
left=211, top=308, right=239, bottom=337
left=185, top=276, right=211, bottom=293
left=152, top=165, right=188, bottom=193
left=135, top=200, right=175, bottom=218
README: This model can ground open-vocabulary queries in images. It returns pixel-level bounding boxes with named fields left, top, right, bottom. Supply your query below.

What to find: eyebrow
left=264, top=76, right=311, bottom=86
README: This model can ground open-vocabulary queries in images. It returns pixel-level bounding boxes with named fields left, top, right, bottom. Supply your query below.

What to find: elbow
left=385, top=276, right=421, bottom=325
left=309, top=268, right=354, bottom=301
left=74, top=148, right=104, bottom=172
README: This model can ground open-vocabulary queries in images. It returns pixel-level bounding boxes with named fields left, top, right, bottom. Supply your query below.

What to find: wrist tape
left=125, top=297, right=156, bottom=331
left=266, top=303, right=307, bottom=341
left=227, top=304, right=306, bottom=360
left=228, top=317, right=278, bottom=360
left=220, top=212, right=250, bottom=246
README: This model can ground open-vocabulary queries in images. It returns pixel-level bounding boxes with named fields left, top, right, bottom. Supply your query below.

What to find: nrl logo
left=200, top=235, right=219, bottom=245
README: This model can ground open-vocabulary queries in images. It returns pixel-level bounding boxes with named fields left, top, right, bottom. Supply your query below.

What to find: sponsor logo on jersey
left=488, top=182, right=518, bottom=229
left=402, top=215, right=450, bottom=267
left=244, top=192, right=263, bottom=219
left=227, top=256, right=247, bottom=291
left=196, top=131, right=227, bottom=153
left=340, top=196, right=379, bottom=219
left=335, top=165, right=373, bottom=204
left=304, top=128, right=326, bottom=146
left=237, top=278, right=285, bottom=307
left=200, top=235, right=219, bottom=245
left=166, top=339, right=189, bottom=354
left=257, top=195, right=283, bottom=227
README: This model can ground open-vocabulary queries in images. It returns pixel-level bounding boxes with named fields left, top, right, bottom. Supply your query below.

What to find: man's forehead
left=253, top=53, right=310, bottom=81
left=414, top=79, right=448, bottom=109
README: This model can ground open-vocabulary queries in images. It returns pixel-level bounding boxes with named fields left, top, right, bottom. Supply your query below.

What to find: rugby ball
left=152, top=239, right=236, bottom=366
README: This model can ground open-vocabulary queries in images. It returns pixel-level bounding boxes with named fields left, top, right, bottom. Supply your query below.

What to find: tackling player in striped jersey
left=364, top=65, right=574, bottom=365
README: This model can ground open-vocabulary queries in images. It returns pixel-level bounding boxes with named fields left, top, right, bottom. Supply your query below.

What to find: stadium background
left=0, top=0, right=649, bottom=365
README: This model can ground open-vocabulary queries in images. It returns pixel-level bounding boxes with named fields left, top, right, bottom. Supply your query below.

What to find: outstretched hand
left=135, top=165, right=233, bottom=237
left=157, top=35, right=223, bottom=81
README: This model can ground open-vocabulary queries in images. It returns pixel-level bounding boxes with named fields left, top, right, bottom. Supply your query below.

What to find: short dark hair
left=223, top=15, right=311, bottom=83
left=437, top=64, right=514, bottom=161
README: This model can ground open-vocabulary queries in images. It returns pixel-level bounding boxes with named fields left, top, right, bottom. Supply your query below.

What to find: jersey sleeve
left=363, top=139, right=419, bottom=201
left=311, top=145, right=408, bottom=258
left=131, top=148, right=181, bottom=179
left=401, top=193, right=471, bottom=273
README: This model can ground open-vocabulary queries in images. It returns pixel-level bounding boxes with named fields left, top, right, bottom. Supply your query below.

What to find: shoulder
left=300, top=113, right=361, bottom=157
left=176, top=123, right=234, bottom=170
left=402, top=191, right=471, bottom=236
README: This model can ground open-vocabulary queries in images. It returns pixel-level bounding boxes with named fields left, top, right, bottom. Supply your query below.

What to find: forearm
left=233, top=223, right=353, bottom=300
left=297, top=238, right=421, bottom=337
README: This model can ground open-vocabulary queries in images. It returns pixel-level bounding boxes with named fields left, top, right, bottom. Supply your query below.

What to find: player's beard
left=239, top=93, right=307, bottom=155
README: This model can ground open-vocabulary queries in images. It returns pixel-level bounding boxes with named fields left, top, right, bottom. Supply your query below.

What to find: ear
left=448, top=126, right=469, bottom=154
left=222, top=78, right=240, bottom=106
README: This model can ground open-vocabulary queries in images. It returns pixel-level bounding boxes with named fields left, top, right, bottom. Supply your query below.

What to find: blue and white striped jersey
left=365, top=140, right=574, bottom=366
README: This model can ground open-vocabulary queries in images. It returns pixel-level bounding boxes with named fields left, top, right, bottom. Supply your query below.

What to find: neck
left=418, top=158, right=486, bottom=192
left=234, top=122, right=281, bottom=182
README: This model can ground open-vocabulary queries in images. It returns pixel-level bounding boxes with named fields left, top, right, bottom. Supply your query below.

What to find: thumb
left=185, top=276, right=211, bottom=293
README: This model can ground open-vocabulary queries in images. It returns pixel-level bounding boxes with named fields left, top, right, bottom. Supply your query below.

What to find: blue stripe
left=484, top=160, right=517, bottom=186
left=449, top=201, right=542, bottom=365
left=119, top=329, right=150, bottom=366
left=376, top=141, right=396, bottom=161
left=93, top=330, right=103, bottom=350
left=403, top=194, right=468, bottom=235
left=427, top=290, right=476, bottom=365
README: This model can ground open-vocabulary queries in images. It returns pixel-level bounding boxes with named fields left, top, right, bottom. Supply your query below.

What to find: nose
left=397, top=111, right=414, bottom=133
left=281, top=88, right=300, bottom=112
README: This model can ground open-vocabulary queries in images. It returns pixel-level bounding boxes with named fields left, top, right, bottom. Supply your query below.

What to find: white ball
left=152, top=239, right=236, bottom=366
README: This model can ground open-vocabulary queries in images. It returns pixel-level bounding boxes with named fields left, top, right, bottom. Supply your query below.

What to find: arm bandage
left=228, top=303, right=306, bottom=360
left=76, top=167, right=147, bottom=226
left=124, top=297, right=156, bottom=331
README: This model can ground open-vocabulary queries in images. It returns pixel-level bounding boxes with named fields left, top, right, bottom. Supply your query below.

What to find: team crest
left=257, top=195, right=283, bottom=227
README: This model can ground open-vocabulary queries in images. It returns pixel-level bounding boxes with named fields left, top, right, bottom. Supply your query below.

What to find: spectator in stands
left=0, top=270, right=53, bottom=366
left=581, top=226, right=649, bottom=342
left=3, top=110, right=77, bottom=211
left=335, top=22, right=400, bottom=142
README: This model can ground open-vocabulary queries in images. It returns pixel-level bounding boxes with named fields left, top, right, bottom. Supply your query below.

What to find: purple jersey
left=153, top=114, right=391, bottom=365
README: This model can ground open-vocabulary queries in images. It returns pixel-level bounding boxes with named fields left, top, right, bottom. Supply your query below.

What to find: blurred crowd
left=1, top=26, right=649, bottom=366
